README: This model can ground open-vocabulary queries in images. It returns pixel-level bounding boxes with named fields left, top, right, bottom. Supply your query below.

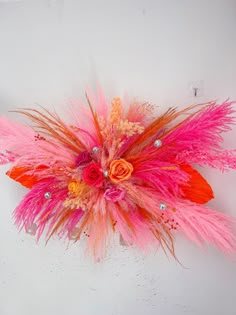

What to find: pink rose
left=76, top=151, right=92, bottom=167
left=82, top=163, right=103, bottom=187
left=104, top=186, right=125, bottom=202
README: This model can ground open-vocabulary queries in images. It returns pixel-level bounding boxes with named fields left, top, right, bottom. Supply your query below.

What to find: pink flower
left=82, top=163, right=103, bottom=187
left=104, top=186, right=125, bottom=202
left=76, top=151, right=92, bottom=167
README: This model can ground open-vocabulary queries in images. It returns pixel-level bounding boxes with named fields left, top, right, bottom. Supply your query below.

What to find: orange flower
left=109, top=159, right=133, bottom=183
left=68, top=181, right=88, bottom=196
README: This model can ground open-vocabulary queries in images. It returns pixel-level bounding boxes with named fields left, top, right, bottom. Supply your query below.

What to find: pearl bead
left=103, top=170, right=109, bottom=178
left=26, top=223, right=37, bottom=236
left=44, top=192, right=51, bottom=199
left=159, top=202, right=167, bottom=211
left=92, top=146, right=99, bottom=153
left=154, top=139, right=162, bottom=148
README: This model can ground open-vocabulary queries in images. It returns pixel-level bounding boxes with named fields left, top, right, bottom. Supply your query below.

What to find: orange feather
left=180, top=164, right=214, bottom=204
left=7, top=165, right=48, bottom=188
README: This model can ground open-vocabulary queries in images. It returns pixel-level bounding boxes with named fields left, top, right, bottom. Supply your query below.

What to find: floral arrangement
left=0, top=88, right=235, bottom=259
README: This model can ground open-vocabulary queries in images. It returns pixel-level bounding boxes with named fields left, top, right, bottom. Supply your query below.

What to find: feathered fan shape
left=0, top=88, right=236, bottom=259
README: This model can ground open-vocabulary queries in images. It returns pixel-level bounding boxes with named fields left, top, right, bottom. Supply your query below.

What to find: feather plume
left=0, top=89, right=235, bottom=260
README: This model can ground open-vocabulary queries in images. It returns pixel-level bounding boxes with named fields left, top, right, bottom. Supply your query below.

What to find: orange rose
left=109, top=159, right=133, bottom=183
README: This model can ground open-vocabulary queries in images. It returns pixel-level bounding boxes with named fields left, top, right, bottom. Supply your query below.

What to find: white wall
left=0, top=1, right=236, bottom=315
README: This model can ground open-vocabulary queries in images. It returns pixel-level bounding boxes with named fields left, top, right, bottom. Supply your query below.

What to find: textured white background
left=0, top=1, right=236, bottom=315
